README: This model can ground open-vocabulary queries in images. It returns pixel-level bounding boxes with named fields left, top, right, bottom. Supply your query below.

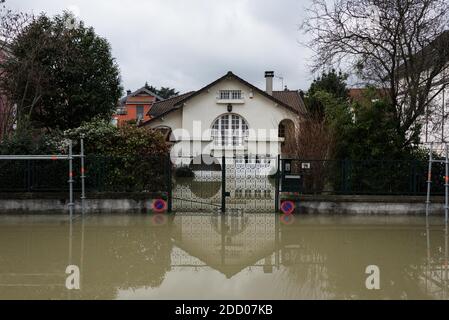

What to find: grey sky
left=9, top=0, right=314, bottom=94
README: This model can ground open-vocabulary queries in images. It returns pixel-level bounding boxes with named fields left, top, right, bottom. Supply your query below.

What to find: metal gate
left=171, top=156, right=278, bottom=213
left=171, top=155, right=222, bottom=212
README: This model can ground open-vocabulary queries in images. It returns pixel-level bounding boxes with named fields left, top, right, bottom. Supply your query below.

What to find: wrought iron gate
left=171, top=156, right=278, bottom=213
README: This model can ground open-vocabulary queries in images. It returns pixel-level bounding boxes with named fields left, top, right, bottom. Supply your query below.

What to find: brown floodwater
left=0, top=213, right=448, bottom=300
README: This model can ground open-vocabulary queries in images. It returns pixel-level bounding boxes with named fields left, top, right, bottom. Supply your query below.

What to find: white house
left=398, top=31, right=449, bottom=148
left=142, top=71, right=306, bottom=165
left=420, top=68, right=449, bottom=146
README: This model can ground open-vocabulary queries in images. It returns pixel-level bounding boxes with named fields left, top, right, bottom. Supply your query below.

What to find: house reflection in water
left=0, top=214, right=448, bottom=300
left=170, top=213, right=279, bottom=278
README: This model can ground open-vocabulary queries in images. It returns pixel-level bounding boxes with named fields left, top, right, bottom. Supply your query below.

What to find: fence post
left=68, top=140, right=74, bottom=220
left=445, top=143, right=448, bottom=223
left=221, top=155, right=226, bottom=214
left=275, top=155, right=280, bottom=213
left=426, top=143, right=433, bottom=217
left=167, top=154, right=172, bottom=213
left=80, top=135, right=86, bottom=211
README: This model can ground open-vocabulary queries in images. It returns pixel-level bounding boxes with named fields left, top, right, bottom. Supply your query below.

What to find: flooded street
left=0, top=213, right=448, bottom=300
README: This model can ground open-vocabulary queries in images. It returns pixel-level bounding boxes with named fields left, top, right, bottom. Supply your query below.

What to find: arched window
left=211, top=114, right=249, bottom=147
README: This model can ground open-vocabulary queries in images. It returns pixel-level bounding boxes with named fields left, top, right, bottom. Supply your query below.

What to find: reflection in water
left=171, top=213, right=278, bottom=279
left=0, top=213, right=448, bottom=300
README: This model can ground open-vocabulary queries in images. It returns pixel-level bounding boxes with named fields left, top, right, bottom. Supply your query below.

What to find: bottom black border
left=0, top=300, right=447, bottom=318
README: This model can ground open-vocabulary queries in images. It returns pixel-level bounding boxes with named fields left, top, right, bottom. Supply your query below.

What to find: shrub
left=78, top=122, right=170, bottom=192
left=0, top=119, right=171, bottom=192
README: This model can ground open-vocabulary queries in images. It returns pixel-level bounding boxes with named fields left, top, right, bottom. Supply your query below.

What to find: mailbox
left=281, top=160, right=303, bottom=192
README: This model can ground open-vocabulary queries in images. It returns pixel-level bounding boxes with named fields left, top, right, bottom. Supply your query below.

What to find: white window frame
left=211, top=114, right=248, bottom=147
left=219, top=90, right=243, bottom=100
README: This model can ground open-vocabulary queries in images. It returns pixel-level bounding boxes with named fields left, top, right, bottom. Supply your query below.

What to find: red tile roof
left=272, top=90, right=307, bottom=114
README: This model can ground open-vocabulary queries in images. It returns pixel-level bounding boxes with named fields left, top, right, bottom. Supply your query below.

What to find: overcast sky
left=9, top=0, right=314, bottom=94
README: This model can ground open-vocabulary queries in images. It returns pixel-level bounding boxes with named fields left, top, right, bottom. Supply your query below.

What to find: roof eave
left=171, top=72, right=301, bottom=114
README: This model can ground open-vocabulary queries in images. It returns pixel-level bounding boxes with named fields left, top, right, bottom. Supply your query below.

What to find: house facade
left=420, top=69, right=448, bottom=145
left=398, top=31, right=449, bottom=146
left=113, top=86, right=163, bottom=126
left=141, top=71, right=305, bottom=165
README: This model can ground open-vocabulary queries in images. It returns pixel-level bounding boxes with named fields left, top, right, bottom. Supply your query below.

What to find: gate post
left=275, top=155, right=280, bottom=213
left=167, top=154, right=172, bottom=213
left=221, top=155, right=226, bottom=214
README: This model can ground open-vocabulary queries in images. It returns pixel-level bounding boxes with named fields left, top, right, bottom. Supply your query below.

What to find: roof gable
left=173, top=71, right=303, bottom=114
left=141, top=71, right=306, bottom=126
left=119, top=86, right=164, bottom=106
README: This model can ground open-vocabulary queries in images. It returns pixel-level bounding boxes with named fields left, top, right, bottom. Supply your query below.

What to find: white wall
left=398, top=67, right=449, bottom=148
left=149, top=108, right=182, bottom=135
left=419, top=83, right=448, bottom=145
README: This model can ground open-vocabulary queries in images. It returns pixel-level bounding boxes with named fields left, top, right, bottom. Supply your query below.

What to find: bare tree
left=283, top=114, right=334, bottom=192
left=0, top=0, right=30, bottom=139
left=284, top=114, right=333, bottom=160
left=302, top=0, right=449, bottom=146
left=0, top=1, right=28, bottom=43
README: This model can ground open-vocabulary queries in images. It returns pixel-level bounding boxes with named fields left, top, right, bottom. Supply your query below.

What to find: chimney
left=126, top=89, right=132, bottom=96
left=265, top=71, right=274, bottom=95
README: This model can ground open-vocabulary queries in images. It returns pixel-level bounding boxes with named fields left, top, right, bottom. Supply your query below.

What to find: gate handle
left=224, top=192, right=231, bottom=197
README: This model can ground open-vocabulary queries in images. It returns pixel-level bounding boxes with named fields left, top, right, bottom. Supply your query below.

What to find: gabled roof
left=119, top=86, right=164, bottom=106
left=141, top=71, right=306, bottom=125
left=174, top=71, right=304, bottom=113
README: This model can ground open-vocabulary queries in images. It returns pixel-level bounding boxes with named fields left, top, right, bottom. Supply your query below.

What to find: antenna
left=275, top=75, right=284, bottom=90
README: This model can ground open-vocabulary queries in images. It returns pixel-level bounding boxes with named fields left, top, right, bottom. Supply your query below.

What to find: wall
left=295, top=195, right=447, bottom=215
left=298, top=200, right=445, bottom=215
left=151, top=108, right=183, bottom=135
left=420, top=78, right=448, bottom=144
left=0, top=193, right=164, bottom=213
left=116, top=95, right=156, bottom=126
left=0, top=199, right=154, bottom=213
left=0, top=193, right=447, bottom=215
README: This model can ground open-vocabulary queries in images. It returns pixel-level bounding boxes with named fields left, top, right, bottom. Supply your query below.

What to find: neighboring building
left=113, top=86, right=164, bottom=126
left=398, top=31, right=449, bottom=145
left=348, top=88, right=388, bottom=105
left=141, top=71, right=306, bottom=163
left=420, top=68, right=449, bottom=145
